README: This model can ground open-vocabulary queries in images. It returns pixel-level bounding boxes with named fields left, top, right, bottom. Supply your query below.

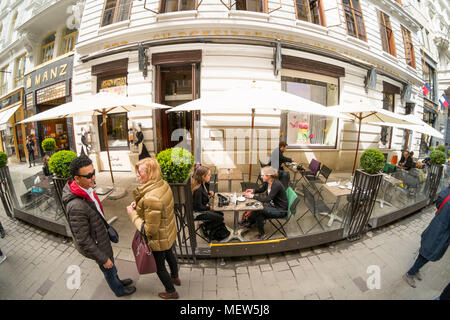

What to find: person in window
left=404, top=151, right=415, bottom=171
left=42, top=155, right=52, bottom=176
left=26, top=135, right=36, bottom=168
left=398, top=150, right=409, bottom=167
left=191, top=166, right=224, bottom=234
left=270, top=141, right=292, bottom=188
left=243, top=166, right=288, bottom=241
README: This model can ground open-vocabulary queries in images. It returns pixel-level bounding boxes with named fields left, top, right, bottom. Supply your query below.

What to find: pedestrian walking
left=26, top=136, right=36, bottom=168
left=0, top=248, right=6, bottom=265
left=403, top=185, right=450, bottom=288
left=127, top=157, right=180, bottom=299
left=63, top=156, right=135, bottom=297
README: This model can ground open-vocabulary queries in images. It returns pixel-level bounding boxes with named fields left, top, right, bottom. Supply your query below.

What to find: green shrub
left=437, top=145, right=446, bottom=153
left=430, top=150, right=446, bottom=165
left=429, top=146, right=435, bottom=152
left=49, top=150, right=77, bottom=178
left=0, top=152, right=7, bottom=168
left=360, top=149, right=385, bottom=174
left=41, top=138, right=56, bottom=152
left=156, top=148, right=194, bottom=183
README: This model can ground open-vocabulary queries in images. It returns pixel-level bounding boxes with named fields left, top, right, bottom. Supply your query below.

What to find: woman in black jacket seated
left=191, top=166, right=224, bottom=235
left=243, top=166, right=288, bottom=240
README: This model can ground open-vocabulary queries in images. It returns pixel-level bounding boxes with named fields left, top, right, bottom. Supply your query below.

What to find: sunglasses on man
left=77, top=170, right=96, bottom=179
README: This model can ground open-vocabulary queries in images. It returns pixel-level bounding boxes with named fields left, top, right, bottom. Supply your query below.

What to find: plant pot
left=427, top=164, right=444, bottom=204
left=52, top=177, right=69, bottom=217
left=168, top=177, right=197, bottom=263
left=0, top=166, right=18, bottom=218
left=343, top=169, right=383, bottom=241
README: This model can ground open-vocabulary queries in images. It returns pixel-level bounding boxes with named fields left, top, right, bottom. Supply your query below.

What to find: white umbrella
left=167, top=85, right=350, bottom=178
left=328, top=103, right=423, bottom=174
left=369, top=115, right=444, bottom=139
left=20, top=92, right=169, bottom=184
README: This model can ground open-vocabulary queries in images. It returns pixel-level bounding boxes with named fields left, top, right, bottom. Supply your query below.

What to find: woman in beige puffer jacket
left=127, top=157, right=179, bottom=299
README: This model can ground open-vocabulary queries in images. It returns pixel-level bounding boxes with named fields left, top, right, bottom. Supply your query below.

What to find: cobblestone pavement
left=0, top=199, right=448, bottom=300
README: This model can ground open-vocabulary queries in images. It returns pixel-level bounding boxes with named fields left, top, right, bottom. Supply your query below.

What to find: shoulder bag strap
left=83, top=198, right=110, bottom=228
left=436, top=195, right=450, bottom=216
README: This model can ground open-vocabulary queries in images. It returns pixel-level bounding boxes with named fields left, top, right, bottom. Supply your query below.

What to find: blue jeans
left=99, top=257, right=126, bottom=297
left=248, top=206, right=286, bottom=235
left=407, top=254, right=429, bottom=276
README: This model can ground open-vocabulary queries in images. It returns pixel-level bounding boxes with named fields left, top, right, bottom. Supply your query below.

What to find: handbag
left=132, top=223, right=157, bottom=274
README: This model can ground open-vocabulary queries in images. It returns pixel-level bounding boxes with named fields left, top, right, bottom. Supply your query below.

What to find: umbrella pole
left=352, top=115, right=362, bottom=175
left=103, top=112, right=115, bottom=184
left=249, top=108, right=255, bottom=181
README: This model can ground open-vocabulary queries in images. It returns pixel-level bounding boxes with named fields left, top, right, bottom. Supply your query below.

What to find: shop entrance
left=36, top=98, right=70, bottom=155
left=155, top=63, right=200, bottom=153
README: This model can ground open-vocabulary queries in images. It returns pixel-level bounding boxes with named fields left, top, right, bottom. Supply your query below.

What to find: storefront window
left=98, top=113, right=129, bottom=150
left=281, top=77, right=338, bottom=148
left=98, top=74, right=129, bottom=151
left=379, top=93, right=394, bottom=149
left=420, top=109, right=436, bottom=156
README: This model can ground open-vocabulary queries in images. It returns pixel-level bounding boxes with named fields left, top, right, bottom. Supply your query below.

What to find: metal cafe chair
left=296, top=185, right=330, bottom=235
left=265, top=187, right=300, bottom=240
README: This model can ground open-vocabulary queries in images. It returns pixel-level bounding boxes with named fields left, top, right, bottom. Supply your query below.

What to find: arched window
left=7, top=12, right=17, bottom=42
left=60, top=27, right=78, bottom=55
left=40, top=33, right=56, bottom=64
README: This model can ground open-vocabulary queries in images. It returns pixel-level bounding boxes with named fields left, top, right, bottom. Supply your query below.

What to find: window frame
left=100, top=0, right=133, bottom=27
left=39, top=33, right=56, bottom=65
left=401, top=26, right=416, bottom=68
left=0, top=65, right=9, bottom=96
left=342, top=0, right=367, bottom=41
left=380, top=92, right=395, bottom=150
left=7, top=11, right=17, bottom=42
left=159, top=0, right=199, bottom=13
left=229, top=0, right=268, bottom=13
left=59, top=27, right=78, bottom=56
left=14, top=54, right=26, bottom=89
left=294, top=0, right=326, bottom=26
left=378, top=10, right=396, bottom=57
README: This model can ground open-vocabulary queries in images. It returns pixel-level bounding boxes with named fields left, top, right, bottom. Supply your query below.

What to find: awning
left=0, top=105, right=20, bottom=129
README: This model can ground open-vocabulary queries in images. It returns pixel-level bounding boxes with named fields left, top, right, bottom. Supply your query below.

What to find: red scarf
left=436, top=195, right=450, bottom=216
left=68, top=180, right=105, bottom=214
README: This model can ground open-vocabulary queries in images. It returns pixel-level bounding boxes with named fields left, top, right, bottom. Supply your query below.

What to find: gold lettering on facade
left=202, top=31, right=210, bottom=35
left=179, top=32, right=187, bottom=37
left=50, top=67, right=58, bottom=80
left=254, top=32, right=262, bottom=37
left=214, top=30, right=221, bottom=35
left=35, top=74, right=41, bottom=85
left=42, top=71, right=48, bottom=83
left=60, top=64, right=68, bottom=76
left=231, top=31, right=239, bottom=36
left=190, top=31, right=198, bottom=36
left=152, top=34, right=159, bottom=39
left=244, top=32, right=251, bottom=36
left=26, top=77, right=32, bottom=89
left=162, top=33, right=170, bottom=38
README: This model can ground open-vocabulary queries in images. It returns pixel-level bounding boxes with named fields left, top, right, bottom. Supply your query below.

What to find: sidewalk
left=0, top=171, right=449, bottom=300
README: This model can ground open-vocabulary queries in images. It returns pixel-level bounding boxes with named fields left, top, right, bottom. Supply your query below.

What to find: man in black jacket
left=270, top=141, right=292, bottom=188
left=62, top=156, right=135, bottom=297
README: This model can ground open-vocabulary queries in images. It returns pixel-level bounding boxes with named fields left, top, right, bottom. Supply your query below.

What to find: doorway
left=155, top=63, right=200, bottom=153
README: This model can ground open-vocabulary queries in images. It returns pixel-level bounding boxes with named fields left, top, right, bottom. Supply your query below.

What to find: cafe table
left=320, top=181, right=352, bottom=227
left=213, top=192, right=263, bottom=242
left=376, top=173, right=403, bottom=208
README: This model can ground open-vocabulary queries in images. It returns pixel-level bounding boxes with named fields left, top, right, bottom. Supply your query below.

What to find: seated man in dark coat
left=270, top=141, right=292, bottom=188
left=403, top=185, right=450, bottom=288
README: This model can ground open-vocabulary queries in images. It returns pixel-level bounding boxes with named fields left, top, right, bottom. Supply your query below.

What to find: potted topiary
left=49, top=150, right=77, bottom=210
left=156, top=147, right=196, bottom=250
left=42, top=138, right=56, bottom=155
left=345, top=149, right=384, bottom=241
left=0, top=151, right=18, bottom=217
left=428, top=150, right=446, bottom=203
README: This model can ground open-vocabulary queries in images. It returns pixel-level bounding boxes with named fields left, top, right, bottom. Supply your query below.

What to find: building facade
left=0, top=0, right=82, bottom=164
left=71, top=0, right=444, bottom=174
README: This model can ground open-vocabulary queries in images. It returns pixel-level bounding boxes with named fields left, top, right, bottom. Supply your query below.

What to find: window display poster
left=56, top=124, right=63, bottom=135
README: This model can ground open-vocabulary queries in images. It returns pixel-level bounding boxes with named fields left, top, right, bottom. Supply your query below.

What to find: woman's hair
left=260, top=166, right=278, bottom=179
left=191, top=166, right=210, bottom=195
left=135, top=157, right=162, bottom=182
left=43, top=155, right=50, bottom=165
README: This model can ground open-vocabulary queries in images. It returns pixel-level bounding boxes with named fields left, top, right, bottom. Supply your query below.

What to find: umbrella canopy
left=167, top=86, right=350, bottom=178
left=20, top=92, right=167, bottom=123
left=369, top=115, right=444, bottom=139
left=19, top=92, right=169, bottom=184
left=328, top=103, right=422, bottom=174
